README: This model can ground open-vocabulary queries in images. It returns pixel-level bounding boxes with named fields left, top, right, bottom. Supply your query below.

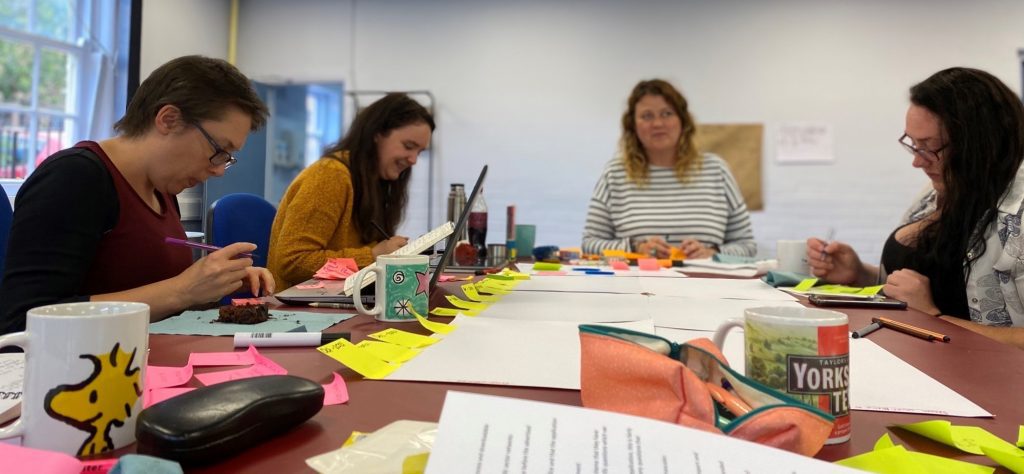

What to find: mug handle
left=0, top=332, right=28, bottom=439
left=352, top=266, right=384, bottom=316
left=712, top=318, right=744, bottom=350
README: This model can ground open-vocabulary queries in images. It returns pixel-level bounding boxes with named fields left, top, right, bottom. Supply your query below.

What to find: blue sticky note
left=150, top=309, right=354, bottom=336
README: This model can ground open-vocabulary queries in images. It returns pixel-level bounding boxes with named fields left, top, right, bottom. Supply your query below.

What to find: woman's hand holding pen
left=883, top=269, right=941, bottom=316
left=806, top=238, right=865, bottom=285
left=174, top=242, right=266, bottom=305
left=634, top=236, right=672, bottom=258
left=679, top=239, right=716, bottom=259
left=372, top=235, right=409, bottom=258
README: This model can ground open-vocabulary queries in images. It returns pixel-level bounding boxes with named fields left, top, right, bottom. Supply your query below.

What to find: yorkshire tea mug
left=0, top=302, right=149, bottom=456
left=713, top=306, right=850, bottom=444
left=354, top=254, right=430, bottom=322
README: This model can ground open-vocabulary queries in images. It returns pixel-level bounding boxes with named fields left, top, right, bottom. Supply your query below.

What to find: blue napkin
left=110, top=454, right=183, bottom=474
left=761, top=271, right=814, bottom=288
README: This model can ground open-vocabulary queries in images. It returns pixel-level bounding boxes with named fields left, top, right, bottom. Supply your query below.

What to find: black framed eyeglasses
left=898, top=133, right=947, bottom=162
left=193, top=122, right=237, bottom=169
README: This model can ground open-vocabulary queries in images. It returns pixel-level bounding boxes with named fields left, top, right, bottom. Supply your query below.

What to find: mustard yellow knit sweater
left=268, top=153, right=375, bottom=289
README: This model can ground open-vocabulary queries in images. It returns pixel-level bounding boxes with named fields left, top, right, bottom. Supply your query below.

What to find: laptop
left=274, top=165, right=487, bottom=305
left=427, top=165, right=488, bottom=291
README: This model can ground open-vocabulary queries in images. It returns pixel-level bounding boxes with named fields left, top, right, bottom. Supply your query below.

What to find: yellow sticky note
left=874, top=433, right=896, bottom=450
left=342, top=431, right=368, bottom=447
left=500, top=269, right=530, bottom=280
left=836, top=442, right=994, bottom=474
left=402, top=452, right=430, bottom=474
left=858, top=284, right=885, bottom=296
left=486, top=273, right=515, bottom=281
left=446, top=294, right=489, bottom=311
left=355, top=340, right=421, bottom=363
left=462, top=283, right=501, bottom=302
left=533, top=262, right=562, bottom=272
left=430, top=307, right=479, bottom=317
left=1018, top=426, right=1023, bottom=448
left=412, top=309, right=456, bottom=335
left=317, top=338, right=399, bottom=379
left=475, top=282, right=511, bottom=295
left=898, top=420, right=1022, bottom=455
left=982, top=446, right=1024, bottom=474
left=481, top=278, right=517, bottom=289
left=369, top=328, right=439, bottom=349
left=794, top=278, right=819, bottom=291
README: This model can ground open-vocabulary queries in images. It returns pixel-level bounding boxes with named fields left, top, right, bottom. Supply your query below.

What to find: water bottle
left=447, top=183, right=467, bottom=241
left=468, top=189, right=488, bottom=262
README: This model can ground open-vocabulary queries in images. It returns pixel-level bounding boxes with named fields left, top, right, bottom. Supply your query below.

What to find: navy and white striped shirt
left=582, top=154, right=756, bottom=256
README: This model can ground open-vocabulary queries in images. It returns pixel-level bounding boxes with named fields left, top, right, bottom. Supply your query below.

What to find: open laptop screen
left=429, top=165, right=487, bottom=292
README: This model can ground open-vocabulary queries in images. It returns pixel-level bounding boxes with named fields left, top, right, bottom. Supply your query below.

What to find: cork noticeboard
left=695, top=123, right=763, bottom=211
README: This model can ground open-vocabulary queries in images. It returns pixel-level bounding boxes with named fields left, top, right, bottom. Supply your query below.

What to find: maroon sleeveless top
left=77, top=141, right=193, bottom=295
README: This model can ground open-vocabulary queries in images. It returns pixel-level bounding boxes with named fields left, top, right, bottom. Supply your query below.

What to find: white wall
left=228, top=0, right=1024, bottom=262
left=140, top=0, right=230, bottom=77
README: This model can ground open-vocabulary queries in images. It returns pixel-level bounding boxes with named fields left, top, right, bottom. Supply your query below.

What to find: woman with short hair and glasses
left=0, top=55, right=274, bottom=334
left=808, top=67, right=1024, bottom=348
left=582, top=79, right=756, bottom=259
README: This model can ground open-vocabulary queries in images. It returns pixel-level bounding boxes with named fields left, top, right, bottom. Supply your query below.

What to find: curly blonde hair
left=619, top=79, right=700, bottom=185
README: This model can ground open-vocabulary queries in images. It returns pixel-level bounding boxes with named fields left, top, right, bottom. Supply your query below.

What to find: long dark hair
left=910, top=67, right=1024, bottom=285
left=324, top=93, right=434, bottom=243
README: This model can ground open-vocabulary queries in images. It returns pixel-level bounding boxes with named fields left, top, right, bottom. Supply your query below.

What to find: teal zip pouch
left=579, top=324, right=834, bottom=456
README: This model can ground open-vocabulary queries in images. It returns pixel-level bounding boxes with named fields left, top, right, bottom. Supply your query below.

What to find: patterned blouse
left=901, top=165, right=1024, bottom=327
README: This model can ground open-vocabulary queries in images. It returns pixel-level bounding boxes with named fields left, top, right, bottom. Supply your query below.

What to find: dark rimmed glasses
left=898, top=133, right=947, bottom=163
left=193, top=122, right=237, bottom=169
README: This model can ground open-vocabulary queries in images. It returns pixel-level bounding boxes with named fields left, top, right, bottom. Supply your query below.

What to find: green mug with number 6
left=353, top=254, right=430, bottom=322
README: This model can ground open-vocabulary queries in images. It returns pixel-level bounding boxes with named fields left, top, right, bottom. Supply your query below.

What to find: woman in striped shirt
left=582, top=79, right=756, bottom=258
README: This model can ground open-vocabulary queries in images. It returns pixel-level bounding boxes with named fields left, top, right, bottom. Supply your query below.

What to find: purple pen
left=163, top=237, right=258, bottom=258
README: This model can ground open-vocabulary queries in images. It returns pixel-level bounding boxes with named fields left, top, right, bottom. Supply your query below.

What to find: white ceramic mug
left=713, top=306, right=850, bottom=444
left=0, top=302, right=149, bottom=456
left=353, top=255, right=430, bottom=322
left=777, top=239, right=810, bottom=274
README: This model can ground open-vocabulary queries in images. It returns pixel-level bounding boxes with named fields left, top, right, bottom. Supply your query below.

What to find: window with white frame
left=0, top=0, right=122, bottom=181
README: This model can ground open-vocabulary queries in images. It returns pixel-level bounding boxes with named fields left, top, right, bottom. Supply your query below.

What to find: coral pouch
left=136, top=375, right=324, bottom=465
left=578, top=324, right=834, bottom=456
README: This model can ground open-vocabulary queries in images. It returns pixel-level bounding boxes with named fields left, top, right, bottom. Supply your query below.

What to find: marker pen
left=233, top=332, right=351, bottom=348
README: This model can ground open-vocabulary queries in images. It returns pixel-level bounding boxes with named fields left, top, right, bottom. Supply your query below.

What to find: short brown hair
left=620, top=79, right=699, bottom=185
left=114, top=55, right=268, bottom=137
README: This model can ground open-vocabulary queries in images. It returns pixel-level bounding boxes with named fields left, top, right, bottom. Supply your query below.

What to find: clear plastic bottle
left=468, top=189, right=488, bottom=262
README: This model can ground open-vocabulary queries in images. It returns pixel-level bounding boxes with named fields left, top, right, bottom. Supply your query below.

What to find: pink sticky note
left=187, top=345, right=257, bottom=367
left=637, top=258, right=660, bottom=271
left=313, top=258, right=359, bottom=280
left=536, top=271, right=568, bottom=276
left=143, top=387, right=196, bottom=409
left=0, top=443, right=84, bottom=474
left=296, top=280, right=326, bottom=289
left=80, top=458, right=118, bottom=474
left=231, top=297, right=265, bottom=306
left=437, top=274, right=458, bottom=282
left=145, top=364, right=193, bottom=390
left=609, top=260, right=630, bottom=270
left=194, top=362, right=287, bottom=386
left=321, top=373, right=350, bottom=406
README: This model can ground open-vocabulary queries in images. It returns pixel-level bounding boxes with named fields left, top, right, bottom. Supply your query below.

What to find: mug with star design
left=353, top=254, right=430, bottom=322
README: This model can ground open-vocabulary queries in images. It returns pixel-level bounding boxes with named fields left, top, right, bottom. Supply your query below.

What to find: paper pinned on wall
left=776, top=122, right=834, bottom=163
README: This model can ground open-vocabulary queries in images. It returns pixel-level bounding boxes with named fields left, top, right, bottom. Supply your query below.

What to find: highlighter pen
left=233, top=332, right=350, bottom=348
left=851, top=322, right=882, bottom=339
left=164, top=237, right=258, bottom=259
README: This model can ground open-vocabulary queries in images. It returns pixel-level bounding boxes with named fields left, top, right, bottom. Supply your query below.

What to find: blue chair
left=206, top=193, right=276, bottom=268
left=0, top=195, right=11, bottom=283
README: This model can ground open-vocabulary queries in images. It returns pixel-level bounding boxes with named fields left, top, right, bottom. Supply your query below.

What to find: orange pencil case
left=579, top=324, right=834, bottom=456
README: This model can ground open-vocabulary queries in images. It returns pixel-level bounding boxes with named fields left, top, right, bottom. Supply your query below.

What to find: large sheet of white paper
left=654, top=327, right=991, bottom=418
left=647, top=295, right=806, bottom=330
left=0, top=354, right=24, bottom=423
left=386, top=316, right=655, bottom=390
left=426, top=392, right=861, bottom=474
left=476, top=291, right=650, bottom=323
left=641, top=277, right=798, bottom=301
left=511, top=275, right=642, bottom=294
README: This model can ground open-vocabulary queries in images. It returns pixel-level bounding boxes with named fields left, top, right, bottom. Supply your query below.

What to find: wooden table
left=145, top=283, right=1024, bottom=473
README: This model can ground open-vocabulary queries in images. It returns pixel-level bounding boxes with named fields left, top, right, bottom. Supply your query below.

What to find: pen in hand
left=164, top=237, right=259, bottom=259
left=820, top=227, right=835, bottom=262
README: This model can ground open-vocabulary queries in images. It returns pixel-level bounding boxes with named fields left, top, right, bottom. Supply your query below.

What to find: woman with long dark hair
left=268, top=93, right=434, bottom=289
left=809, top=67, right=1024, bottom=347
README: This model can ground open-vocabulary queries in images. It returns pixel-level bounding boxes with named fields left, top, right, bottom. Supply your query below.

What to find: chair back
left=206, top=193, right=276, bottom=268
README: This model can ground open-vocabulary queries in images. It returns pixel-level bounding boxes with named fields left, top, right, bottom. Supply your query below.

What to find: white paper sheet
left=640, top=277, right=799, bottom=301
left=511, top=275, right=642, bottom=294
left=0, top=354, right=24, bottom=422
left=653, top=327, right=991, bottom=418
left=647, top=296, right=806, bottom=330
left=425, top=391, right=861, bottom=474
left=475, top=291, right=650, bottom=323
left=386, top=317, right=655, bottom=390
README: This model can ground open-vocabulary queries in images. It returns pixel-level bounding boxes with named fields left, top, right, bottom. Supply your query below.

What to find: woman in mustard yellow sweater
left=268, top=93, right=434, bottom=289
